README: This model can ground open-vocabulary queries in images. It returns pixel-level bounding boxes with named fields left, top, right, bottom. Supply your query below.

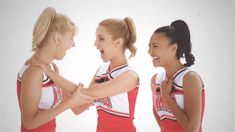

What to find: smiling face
left=95, top=25, right=117, bottom=62
left=148, top=33, right=177, bottom=67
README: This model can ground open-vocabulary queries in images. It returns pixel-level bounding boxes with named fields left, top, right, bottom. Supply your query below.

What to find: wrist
left=66, top=97, right=75, bottom=108
left=162, top=93, right=172, bottom=102
left=59, top=100, right=72, bottom=109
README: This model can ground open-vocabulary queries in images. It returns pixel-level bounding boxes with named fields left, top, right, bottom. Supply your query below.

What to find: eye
left=153, top=45, right=159, bottom=48
left=98, top=37, right=104, bottom=41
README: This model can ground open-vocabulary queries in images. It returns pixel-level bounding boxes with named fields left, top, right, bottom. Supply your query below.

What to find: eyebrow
left=97, top=34, right=103, bottom=37
left=149, top=42, right=159, bottom=46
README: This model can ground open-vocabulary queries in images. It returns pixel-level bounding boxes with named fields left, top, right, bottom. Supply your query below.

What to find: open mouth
left=100, top=49, right=104, bottom=54
left=99, top=49, right=105, bottom=59
left=152, top=56, right=159, bottom=61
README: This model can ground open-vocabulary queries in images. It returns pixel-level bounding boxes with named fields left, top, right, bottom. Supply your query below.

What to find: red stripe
left=96, top=106, right=129, bottom=116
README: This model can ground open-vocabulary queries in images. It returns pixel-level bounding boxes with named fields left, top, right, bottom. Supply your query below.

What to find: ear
left=53, top=32, right=61, bottom=45
left=171, top=43, right=178, bottom=54
left=114, top=38, right=124, bottom=48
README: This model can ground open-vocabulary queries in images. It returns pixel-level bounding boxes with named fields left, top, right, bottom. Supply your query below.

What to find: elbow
left=23, top=121, right=34, bottom=130
left=185, top=124, right=200, bottom=132
left=22, top=118, right=38, bottom=130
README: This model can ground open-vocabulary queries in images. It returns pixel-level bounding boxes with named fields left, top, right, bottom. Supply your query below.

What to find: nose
left=94, top=40, right=99, bottom=49
left=148, top=47, right=151, bottom=54
left=94, top=41, right=97, bottom=47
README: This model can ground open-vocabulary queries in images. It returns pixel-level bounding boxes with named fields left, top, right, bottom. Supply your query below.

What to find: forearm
left=163, top=95, right=198, bottom=131
left=71, top=102, right=93, bottom=115
left=48, top=70, right=77, bottom=94
left=23, top=101, right=71, bottom=130
left=80, top=83, right=110, bottom=99
left=81, top=71, right=137, bottom=99
left=81, top=81, right=128, bottom=99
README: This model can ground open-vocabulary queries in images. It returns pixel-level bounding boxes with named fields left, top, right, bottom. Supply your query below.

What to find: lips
left=99, top=49, right=105, bottom=59
left=100, top=49, right=104, bottom=54
left=152, top=56, right=159, bottom=61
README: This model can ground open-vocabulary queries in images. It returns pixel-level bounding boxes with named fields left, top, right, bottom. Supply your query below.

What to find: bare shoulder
left=22, top=65, right=44, bottom=82
left=183, top=71, right=203, bottom=91
left=122, top=70, right=139, bottom=82
left=184, top=71, right=201, bottom=83
left=115, top=70, right=139, bottom=84
left=20, top=66, right=44, bottom=100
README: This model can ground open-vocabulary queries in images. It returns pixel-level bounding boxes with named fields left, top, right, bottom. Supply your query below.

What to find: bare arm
left=81, top=70, right=139, bottom=99
left=161, top=72, right=202, bottom=132
left=39, top=65, right=138, bottom=101
left=46, top=68, right=77, bottom=94
left=70, top=68, right=100, bottom=115
left=21, top=66, right=92, bottom=130
left=21, top=67, right=73, bottom=130
left=31, top=62, right=77, bottom=94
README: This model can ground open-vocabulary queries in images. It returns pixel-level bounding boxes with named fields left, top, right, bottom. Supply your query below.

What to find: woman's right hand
left=68, top=83, right=94, bottom=107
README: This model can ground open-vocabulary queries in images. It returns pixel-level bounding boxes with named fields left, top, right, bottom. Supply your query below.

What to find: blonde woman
left=17, top=7, right=93, bottom=132
left=33, top=17, right=139, bottom=132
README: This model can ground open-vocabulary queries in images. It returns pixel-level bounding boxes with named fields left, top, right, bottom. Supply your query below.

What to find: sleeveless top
left=153, top=67, right=205, bottom=132
left=94, top=64, right=139, bottom=132
left=17, top=64, right=62, bottom=132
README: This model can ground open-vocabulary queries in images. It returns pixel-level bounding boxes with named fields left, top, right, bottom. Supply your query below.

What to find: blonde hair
left=99, top=17, right=137, bottom=58
left=32, top=7, right=77, bottom=51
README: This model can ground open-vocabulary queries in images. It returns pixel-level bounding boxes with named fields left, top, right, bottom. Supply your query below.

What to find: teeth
left=152, top=57, right=159, bottom=60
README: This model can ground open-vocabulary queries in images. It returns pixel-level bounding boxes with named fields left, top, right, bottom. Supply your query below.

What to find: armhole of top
left=42, top=71, right=49, bottom=82
left=156, top=70, right=166, bottom=85
left=182, top=70, right=204, bottom=90
left=20, top=65, right=47, bottom=82
left=42, top=63, right=57, bottom=83
left=125, top=69, right=139, bottom=84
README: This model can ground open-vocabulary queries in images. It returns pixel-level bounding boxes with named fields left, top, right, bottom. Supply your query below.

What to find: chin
left=153, top=63, right=162, bottom=67
left=56, top=56, right=64, bottom=60
left=102, top=59, right=109, bottom=63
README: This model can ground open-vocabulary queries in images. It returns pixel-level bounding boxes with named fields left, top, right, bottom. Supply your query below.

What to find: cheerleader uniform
left=17, top=64, right=62, bottom=132
left=153, top=67, right=205, bottom=132
left=94, top=64, right=139, bottom=132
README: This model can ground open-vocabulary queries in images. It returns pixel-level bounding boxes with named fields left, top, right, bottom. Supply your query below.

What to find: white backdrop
left=1, top=0, right=235, bottom=132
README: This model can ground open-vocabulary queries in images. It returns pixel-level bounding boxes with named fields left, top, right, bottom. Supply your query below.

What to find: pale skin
left=21, top=30, right=93, bottom=130
left=31, top=25, right=139, bottom=114
left=149, top=33, right=203, bottom=132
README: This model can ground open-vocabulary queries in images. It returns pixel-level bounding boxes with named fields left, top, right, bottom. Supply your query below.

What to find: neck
left=109, top=54, right=128, bottom=71
left=164, top=60, right=184, bottom=79
left=31, top=46, right=54, bottom=65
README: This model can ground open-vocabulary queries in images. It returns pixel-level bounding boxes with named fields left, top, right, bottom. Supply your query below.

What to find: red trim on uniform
left=97, top=106, right=130, bottom=116
left=108, top=64, right=128, bottom=74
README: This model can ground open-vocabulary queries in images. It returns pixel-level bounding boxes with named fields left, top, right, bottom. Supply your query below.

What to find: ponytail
left=171, top=20, right=195, bottom=67
left=99, top=17, right=137, bottom=59
left=32, top=7, right=56, bottom=51
left=124, top=17, right=137, bottom=58
left=154, top=20, right=195, bottom=67
left=32, top=7, right=77, bottom=51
